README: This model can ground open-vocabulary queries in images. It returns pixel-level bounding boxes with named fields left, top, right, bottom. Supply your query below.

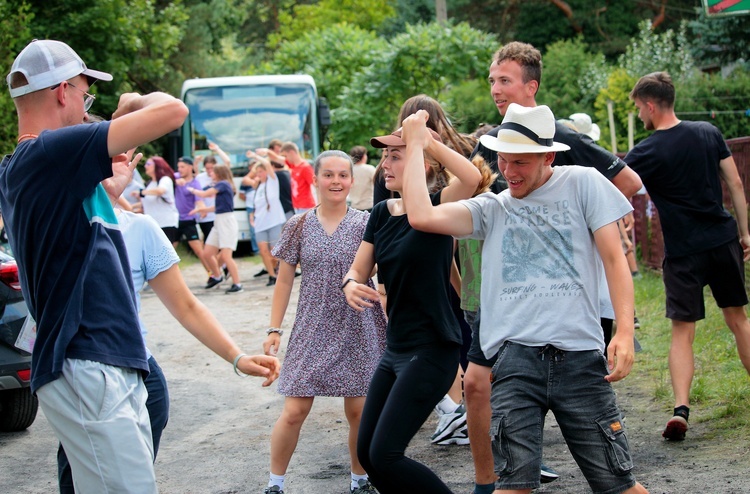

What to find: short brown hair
left=268, top=139, right=283, bottom=150
left=280, top=141, right=299, bottom=153
left=630, top=71, right=675, bottom=109
left=493, top=41, right=542, bottom=88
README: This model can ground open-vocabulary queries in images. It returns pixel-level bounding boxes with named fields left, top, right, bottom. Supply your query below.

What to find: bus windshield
left=182, top=82, right=317, bottom=163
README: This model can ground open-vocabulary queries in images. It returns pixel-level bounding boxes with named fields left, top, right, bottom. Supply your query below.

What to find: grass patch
left=632, top=265, right=750, bottom=439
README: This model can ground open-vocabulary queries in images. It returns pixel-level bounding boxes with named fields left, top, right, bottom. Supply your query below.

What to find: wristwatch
left=340, top=278, right=357, bottom=292
left=266, top=327, right=284, bottom=336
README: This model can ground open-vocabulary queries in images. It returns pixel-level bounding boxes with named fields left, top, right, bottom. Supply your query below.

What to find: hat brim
left=82, top=68, right=112, bottom=83
left=370, top=134, right=405, bottom=148
left=479, top=134, right=570, bottom=154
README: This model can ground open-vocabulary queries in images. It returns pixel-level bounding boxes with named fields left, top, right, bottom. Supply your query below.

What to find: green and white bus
left=176, top=74, right=330, bottom=242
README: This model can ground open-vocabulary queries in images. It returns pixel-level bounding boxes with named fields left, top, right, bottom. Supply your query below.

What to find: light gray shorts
left=37, top=359, right=156, bottom=494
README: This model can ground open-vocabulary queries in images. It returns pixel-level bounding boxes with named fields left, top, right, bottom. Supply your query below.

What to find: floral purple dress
left=272, top=208, right=387, bottom=397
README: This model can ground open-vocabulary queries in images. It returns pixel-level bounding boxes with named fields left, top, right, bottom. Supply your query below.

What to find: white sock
left=269, top=473, right=285, bottom=490
left=351, top=472, right=368, bottom=490
left=435, top=395, right=459, bottom=415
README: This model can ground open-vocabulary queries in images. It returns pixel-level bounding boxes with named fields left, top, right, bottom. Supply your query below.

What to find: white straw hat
left=7, top=39, right=112, bottom=98
left=479, top=104, right=570, bottom=154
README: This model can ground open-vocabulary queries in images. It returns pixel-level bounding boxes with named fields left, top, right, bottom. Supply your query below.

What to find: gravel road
left=1, top=257, right=749, bottom=493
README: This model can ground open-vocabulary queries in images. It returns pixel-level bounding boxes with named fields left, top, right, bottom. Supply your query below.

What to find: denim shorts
left=490, top=342, right=636, bottom=494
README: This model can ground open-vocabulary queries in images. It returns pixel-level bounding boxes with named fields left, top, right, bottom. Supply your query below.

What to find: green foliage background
left=0, top=0, right=748, bottom=156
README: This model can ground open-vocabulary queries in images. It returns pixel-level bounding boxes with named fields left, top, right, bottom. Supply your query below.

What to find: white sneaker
left=434, top=423, right=470, bottom=445
left=430, top=404, right=467, bottom=443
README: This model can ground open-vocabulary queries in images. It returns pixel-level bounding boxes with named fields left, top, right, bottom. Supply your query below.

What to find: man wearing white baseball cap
left=400, top=104, right=648, bottom=494
left=1, top=39, right=189, bottom=493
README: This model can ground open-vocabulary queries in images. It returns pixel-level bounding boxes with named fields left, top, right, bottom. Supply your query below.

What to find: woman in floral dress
left=262, top=150, right=386, bottom=494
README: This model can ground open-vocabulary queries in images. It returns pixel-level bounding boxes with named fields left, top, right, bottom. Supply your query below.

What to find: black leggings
left=357, top=343, right=459, bottom=493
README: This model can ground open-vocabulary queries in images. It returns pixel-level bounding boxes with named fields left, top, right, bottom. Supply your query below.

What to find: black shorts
left=663, top=239, right=748, bottom=322
left=197, top=221, right=214, bottom=240
left=161, top=226, right=179, bottom=243
left=177, top=219, right=200, bottom=242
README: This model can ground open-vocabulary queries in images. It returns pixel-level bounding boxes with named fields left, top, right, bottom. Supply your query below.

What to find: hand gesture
left=263, top=333, right=282, bottom=356
left=104, top=151, right=142, bottom=201
left=235, top=354, right=281, bottom=387
left=401, top=109, right=433, bottom=150
left=343, top=280, right=379, bottom=312
left=604, top=332, right=635, bottom=383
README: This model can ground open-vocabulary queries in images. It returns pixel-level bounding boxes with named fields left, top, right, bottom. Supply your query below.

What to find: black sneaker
left=254, top=268, right=268, bottom=278
left=205, top=276, right=223, bottom=289
left=540, top=463, right=559, bottom=483
left=222, top=265, right=229, bottom=278
left=225, top=284, right=243, bottom=294
left=264, top=486, right=283, bottom=494
left=266, top=276, right=277, bottom=287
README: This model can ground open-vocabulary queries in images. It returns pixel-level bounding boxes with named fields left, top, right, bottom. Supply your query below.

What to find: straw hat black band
left=498, top=122, right=553, bottom=147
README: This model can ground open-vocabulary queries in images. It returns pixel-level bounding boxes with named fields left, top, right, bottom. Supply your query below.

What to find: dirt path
left=1, top=257, right=749, bottom=493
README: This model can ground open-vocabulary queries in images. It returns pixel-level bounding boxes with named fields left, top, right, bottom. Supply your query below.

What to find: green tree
left=687, top=9, right=750, bottom=67
left=593, top=68, right=639, bottom=153
left=333, top=21, right=497, bottom=149
left=0, top=1, right=33, bottom=153
left=536, top=36, right=602, bottom=118
left=268, top=0, right=396, bottom=47
left=676, top=68, right=750, bottom=140
left=263, top=24, right=387, bottom=108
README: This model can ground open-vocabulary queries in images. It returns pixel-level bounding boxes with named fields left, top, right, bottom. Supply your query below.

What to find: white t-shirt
left=142, top=176, right=178, bottom=228
left=253, top=175, right=286, bottom=233
left=459, top=166, right=633, bottom=357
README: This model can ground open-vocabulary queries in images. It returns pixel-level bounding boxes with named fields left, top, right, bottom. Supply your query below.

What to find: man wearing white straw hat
left=460, top=41, right=643, bottom=493
left=400, top=104, right=648, bottom=494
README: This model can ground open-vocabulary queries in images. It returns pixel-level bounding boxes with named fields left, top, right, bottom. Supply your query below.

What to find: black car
left=0, top=249, right=38, bottom=431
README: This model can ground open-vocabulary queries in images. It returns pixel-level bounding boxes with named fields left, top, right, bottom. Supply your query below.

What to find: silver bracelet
left=232, top=353, right=248, bottom=377
left=266, top=327, right=284, bottom=336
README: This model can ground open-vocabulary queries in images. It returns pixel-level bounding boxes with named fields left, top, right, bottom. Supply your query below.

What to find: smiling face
left=314, top=156, right=352, bottom=205
left=498, top=151, right=554, bottom=199
left=489, top=60, right=537, bottom=116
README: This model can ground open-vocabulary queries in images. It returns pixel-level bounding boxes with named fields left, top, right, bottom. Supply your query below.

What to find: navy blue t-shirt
left=213, top=180, right=234, bottom=214
left=0, top=122, right=147, bottom=392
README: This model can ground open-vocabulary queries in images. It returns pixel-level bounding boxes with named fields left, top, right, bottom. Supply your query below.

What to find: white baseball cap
left=7, top=39, right=112, bottom=98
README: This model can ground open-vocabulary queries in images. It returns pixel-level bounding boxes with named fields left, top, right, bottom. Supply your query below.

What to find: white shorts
left=205, top=212, right=238, bottom=251
left=36, top=359, right=156, bottom=494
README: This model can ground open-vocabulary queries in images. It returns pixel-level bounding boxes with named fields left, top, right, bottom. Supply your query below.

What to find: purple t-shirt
left=175, top=177, right=201, bottom=221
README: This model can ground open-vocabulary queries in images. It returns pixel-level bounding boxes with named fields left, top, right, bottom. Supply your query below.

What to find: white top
left=142, top=176, right=178, bottom=228
left=350, top=163, right=375, bottom=210
left=253, top=175, right=286, bottom=233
